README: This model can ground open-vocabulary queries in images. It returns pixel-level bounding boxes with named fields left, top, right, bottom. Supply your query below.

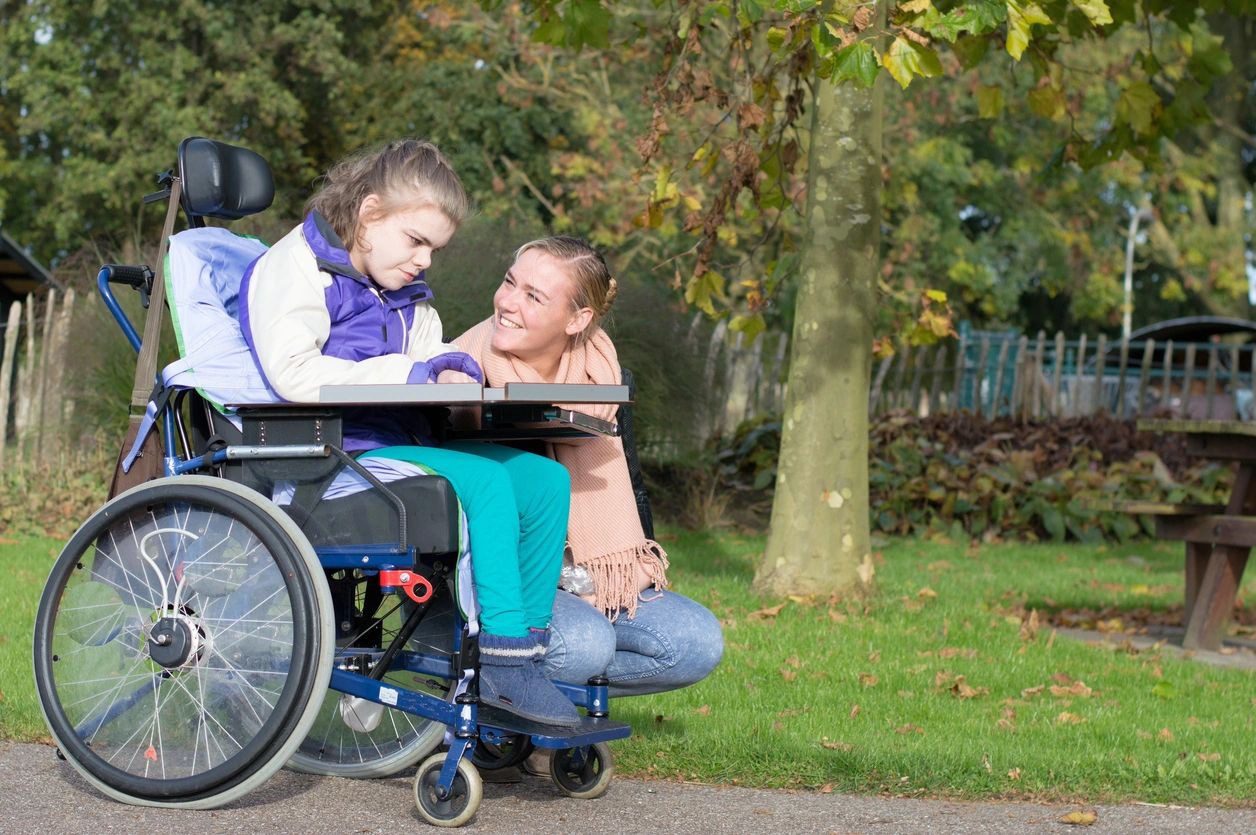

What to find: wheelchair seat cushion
left=283, top=475, right=460, bottom=556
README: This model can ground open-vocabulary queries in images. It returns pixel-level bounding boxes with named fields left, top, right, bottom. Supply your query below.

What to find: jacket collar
left=302, top=211, right=434, bottom=307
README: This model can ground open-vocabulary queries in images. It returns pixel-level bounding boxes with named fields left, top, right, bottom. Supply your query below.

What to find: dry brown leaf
left=749, top=603, right=787, bottom=620
left=894, top=723, right=925, bottom=735
left=779, top=668, right=797, bottom=682
left=694, top=704, right=711, bottom=716
left=819, top=782, right=835, bottom=794
left=1050, top=681, right=1094, bottom=699
left=858, top=672, right=879, bottom=687
left=1021, top=685, right=1044, bottom=699
left=827, top=609, right=848, bottom=624
left=1056, top=712, right=1086, bottom=725
left=785, top=655, right=804, bottom=669
left=917, top=586, right=938, bottom=599
left=1020, top=609, right=1040, bottom=641
left=820, top=739, right=853, bottom=751
left=868, top=650, right=882, bottom=663
left=935, top=670, right=958, bottom=689
left=951, top=677, right=989, bottom=700
left=1158, top=728, right=1174, bottom=741
left=1197, top=752, right=1221, bottom=762
left=1007, top=767, right=1022, bottom=780
left=1060, top=810, right=1098, bottom=826
left=849, top=704, right=861, bottom=718
left=939, top=647, right=978, bottom=659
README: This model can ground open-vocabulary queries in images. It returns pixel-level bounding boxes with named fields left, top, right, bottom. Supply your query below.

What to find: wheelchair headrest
left=178, top=137, right=274, bottom=221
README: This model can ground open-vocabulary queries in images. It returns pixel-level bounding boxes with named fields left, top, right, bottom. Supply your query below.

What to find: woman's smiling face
left=491, top=248, right=591, bottom=365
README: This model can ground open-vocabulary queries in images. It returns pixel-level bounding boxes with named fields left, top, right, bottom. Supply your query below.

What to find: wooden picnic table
left=1136, top=418, right=1256, bottom=651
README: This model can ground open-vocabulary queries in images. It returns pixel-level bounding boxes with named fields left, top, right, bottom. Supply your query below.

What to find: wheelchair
left=31, top=137, right=646, bottom=826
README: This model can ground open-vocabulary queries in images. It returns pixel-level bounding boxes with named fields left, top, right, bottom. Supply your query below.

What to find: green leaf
left=1071, top=0, right=1112, bottom=25
left=951, top=33, right=991, bottom=68
left=976, top=84, right=1004, bottom=118
left=1115, top=81, right=1160, bottom=135
left=1005, top=1, right=1052, bottom=61
left=829, top=41, right=880, bottom=87
left=881, top=37, right=943, bottom=89
left=950, top=0, right=1006, bottom=35
left=1151, top=680, right=1176, bottom=700
left=1027, top=85, right=1066, bottom=120
left=685, top=271, right=726, bottom=316
left=729, top=312, right=766, bottom=342
left=766, top=25, right=789, bottom=50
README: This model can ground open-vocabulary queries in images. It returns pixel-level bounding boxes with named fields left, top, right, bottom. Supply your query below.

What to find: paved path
left=1, top=743, right=1252, bottom=834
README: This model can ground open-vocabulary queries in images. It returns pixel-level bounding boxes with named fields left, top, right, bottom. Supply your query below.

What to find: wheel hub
left=148, top=615, right=205, bottom=668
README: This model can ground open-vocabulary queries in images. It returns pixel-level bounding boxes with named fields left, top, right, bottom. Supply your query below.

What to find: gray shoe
left=479, top=632, right=580, bottom=727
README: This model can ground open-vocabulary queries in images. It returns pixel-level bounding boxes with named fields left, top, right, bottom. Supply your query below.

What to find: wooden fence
left=0, top=290, right=78, bottom=468
left=870, top=330, right=1256, bottom=421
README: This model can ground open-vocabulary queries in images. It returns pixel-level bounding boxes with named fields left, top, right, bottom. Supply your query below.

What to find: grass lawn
left=3, top=529, right=1253, bottom=805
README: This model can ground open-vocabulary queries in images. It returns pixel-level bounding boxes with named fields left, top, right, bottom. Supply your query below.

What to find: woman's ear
left=565, top=306, right=595, bottom=337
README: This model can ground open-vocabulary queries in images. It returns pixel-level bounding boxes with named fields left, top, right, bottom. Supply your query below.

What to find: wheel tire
left=32, top=476, right=334, bottom=809
left=413, top=752, right=482, bottom=828
left=287, top=581, right=454, bottom=778
left=470, top=734, right=534, bottom=772
left=549, top=742, right=614, bottom=799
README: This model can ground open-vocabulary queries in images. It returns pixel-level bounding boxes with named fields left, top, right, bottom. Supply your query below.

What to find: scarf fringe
left=581, top=540, right=670, bottom=619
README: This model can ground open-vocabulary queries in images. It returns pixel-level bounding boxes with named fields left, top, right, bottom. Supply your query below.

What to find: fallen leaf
left=779, top=668, right=798, bottom=682
left=1197, top=752, right=1221, bottom=762
left=819, top=783, right=834, bottom=794
left=894, top=723, right=925, bottom=735
left=785, top=655, right=804, bottom=669
left=917, top=586, right=938, bottom=599
left=827, top=609, right=848, bottom=624
left=1056, top=712, right=1086, bottom=725
left=820, top=739, right=853, bottom=751
left=694, top=704, right=711, bottom=716
left=1050, top=681, right=1094, bottom=699
left=1051, top=673, right=1072, bottom=685
left=1019, top=609, right=1040, bottom=641
left=749, top=603, right=787, bottom=620
left=1021, top=685, right=1044, bottom=699
left=849, top=704, right=861, bottom=718
left=935, top=670, right=958, bottom=689
left=939, top=647, right=978, bottom=659
left=1060, top=810, right=1098, bottom=826
left=951, top=677, right=989, bottom=700
left=867, top=650, right=881, bottom=663
left=1151, top=680, right=1176, bottom=700
left=858, top=672, right=879, bottom=687
left=1007, top=767, right=1022, bottom=780
left=1158, top=728, right=1173, bottom=741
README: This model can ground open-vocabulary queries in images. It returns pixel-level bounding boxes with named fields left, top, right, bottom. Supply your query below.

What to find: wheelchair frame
left=33, top=137, right=633, bottom=827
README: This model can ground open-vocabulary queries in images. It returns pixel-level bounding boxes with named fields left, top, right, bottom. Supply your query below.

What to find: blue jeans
left=542, top=589, right=723, bottom=697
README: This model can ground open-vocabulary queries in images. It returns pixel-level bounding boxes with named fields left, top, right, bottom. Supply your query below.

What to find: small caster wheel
left=549, top=742, right=614, bottom=799
left=471, top=734, right=534, bottom=771
left=413, top=752, right=482, bottom=827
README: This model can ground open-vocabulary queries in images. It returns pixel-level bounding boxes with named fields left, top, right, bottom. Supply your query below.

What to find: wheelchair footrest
left=477, top=705, right=632, bottom=748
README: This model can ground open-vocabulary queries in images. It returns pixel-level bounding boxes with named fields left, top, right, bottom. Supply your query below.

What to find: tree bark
left=754, top=68, right=881, bottom=598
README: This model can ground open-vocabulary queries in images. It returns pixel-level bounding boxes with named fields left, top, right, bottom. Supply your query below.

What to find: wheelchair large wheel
left=33, top=476, right=335, bottom=809
left=287, top=578, right=455, bottom=778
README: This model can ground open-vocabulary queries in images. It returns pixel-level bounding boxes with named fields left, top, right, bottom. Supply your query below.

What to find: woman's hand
left=436, top=369, right=479, bottom=384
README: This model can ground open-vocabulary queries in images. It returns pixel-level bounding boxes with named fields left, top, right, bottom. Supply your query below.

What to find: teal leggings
left=360, top=442, right=569, bottom=638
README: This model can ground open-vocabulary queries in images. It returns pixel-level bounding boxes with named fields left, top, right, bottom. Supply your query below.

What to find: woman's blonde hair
left=514, top=236, right=617, bottom=346
left=306, top=139, right=469, bottom=251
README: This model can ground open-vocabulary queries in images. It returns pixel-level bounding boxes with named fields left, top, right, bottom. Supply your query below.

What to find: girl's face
left=350, top=195, right=456, bottom=292
left=491, top=248, right=593, bottom=362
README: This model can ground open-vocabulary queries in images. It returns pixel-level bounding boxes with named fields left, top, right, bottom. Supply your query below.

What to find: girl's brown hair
left=306, top=139, right=469, bottom=250
left=514, top=236, right=617, bottom=346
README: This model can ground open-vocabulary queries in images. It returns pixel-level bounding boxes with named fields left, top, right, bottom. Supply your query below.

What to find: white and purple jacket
left=241, top=212, right=466, bottom=451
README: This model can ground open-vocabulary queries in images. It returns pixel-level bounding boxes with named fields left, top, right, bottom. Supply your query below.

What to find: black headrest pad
left=178, top=137, right=275, bottom=220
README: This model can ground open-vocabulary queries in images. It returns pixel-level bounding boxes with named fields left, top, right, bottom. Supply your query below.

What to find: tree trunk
left=754, top=67, right=881, bottom=598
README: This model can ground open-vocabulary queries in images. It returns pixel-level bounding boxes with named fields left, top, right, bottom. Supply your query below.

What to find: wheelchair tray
left=476, top=704, right=633, bottom=749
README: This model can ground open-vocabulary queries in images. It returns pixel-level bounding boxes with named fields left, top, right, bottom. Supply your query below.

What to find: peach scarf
left=454, top=317, right=668, bottom=617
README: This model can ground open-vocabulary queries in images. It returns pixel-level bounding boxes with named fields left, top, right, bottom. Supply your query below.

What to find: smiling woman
left=456, top=236, right=723, bottom=698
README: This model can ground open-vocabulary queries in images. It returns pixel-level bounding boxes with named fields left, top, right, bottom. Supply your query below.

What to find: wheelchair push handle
left=105, top=264, right=154, bottom=291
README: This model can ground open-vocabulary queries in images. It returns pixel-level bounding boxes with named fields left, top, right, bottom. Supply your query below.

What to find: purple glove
left=407, top=351, right=484, bottom=384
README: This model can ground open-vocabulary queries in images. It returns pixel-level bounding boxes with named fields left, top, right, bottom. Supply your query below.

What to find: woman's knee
left=543, top=592, right=615, bottom=682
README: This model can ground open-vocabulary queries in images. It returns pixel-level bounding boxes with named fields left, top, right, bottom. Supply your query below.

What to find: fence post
left=1049, top=331, right=1065, bottom=415
left=974, top=336, right=991, bottom=416
left=991, top=339, right=1011, bottom=417
left=1205, top=345, right=1219, bottom=420
left=1182, top=343, right=1197, bottom=417
left=892, top=342, right=912, bottom=412
left=951, top=333, right=968, bottom=409
left=1091, top=334, right=1107, bottom=415
left=1115, top=335, right=1131, bottom=419
left=1073, top=334, right=1088, bottom=417
left=1031, top=331, right=1045, bottom=418
left=0, top=301, right=21, bottom=469
left=1136, top=338, right=1155, bottom=417
left=908, top=345, right=928, bottom=415
left=869, top=353, right=893, bottom=417
left=1011, top=335, right=1030, bottom=418
left=928, top=344, right=947, bottom=415
left=1160, top=339, right=1174, bottom=411
left=15, top=294, right=39, bottom=457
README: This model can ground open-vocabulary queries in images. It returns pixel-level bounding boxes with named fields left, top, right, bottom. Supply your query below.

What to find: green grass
left=4, top=530, right=1254, bottom=805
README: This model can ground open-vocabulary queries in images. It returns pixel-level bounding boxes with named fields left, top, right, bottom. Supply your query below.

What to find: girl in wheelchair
left=242, top=139, right=579, bottom=728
